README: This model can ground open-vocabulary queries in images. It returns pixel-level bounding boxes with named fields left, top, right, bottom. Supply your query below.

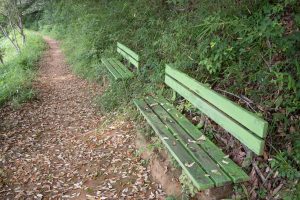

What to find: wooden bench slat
left=106, top=58, right=131, bottom=79
left=145, top=97, right=232, bottom=187
left=107, top=58, right=128, bottom=79
left=101, top=58, right=123, bottom=80
left=102, top=42, right=139, bottom=80
left=110, top=58, right=134, bottom=78
left=165, top=65, right=268, bottom=139
left=117, top=42, right=139, bottom=61
left=133, top=99, right=215, bottom=190
left=165, top=75, right=265, bottom=155
left=117, top=48, right=139, bottom=69
left=153, top=97, right=250, bottom=183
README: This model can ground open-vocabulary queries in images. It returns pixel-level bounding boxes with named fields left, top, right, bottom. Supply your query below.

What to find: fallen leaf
left=188, top=139, right=196, bottom=143
left=185, top=162, right=195, bottom=168
left=197, top=135, right=206, bottom=141
left=222, top=160, right=229, bottom=164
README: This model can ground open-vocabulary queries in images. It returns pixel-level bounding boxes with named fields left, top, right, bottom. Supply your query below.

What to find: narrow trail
left=0, top=38, right=165, bottom=199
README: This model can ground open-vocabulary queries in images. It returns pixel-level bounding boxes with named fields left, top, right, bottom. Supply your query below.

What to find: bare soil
left=0, top=37, right=166, bottom=199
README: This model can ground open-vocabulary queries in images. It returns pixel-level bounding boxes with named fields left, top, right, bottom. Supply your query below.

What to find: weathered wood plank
left=107, top=58, right=133, bottom=79
left=117, top=48, right=139, bottom=69
left=117, top=42, right=139, bottom=61
left=153, top=96, right=250, bottom=183
left=165, top=75, right=265, bottom=155
left=101, top=58, right=122, bottom=80
left=165, top=65, right=268, bottom=139
left=107, top=58, right=128, bottom=79
left=133, top=99, right=214, bottom=190
left=110, top=58, right=134, bottom=78
left=145, top=97, right=232, bottom=187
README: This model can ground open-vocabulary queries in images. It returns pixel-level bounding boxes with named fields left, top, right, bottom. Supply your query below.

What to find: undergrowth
left=0, top=31, right=46, bottom=107
left=36, top=0, right=299, bottom=198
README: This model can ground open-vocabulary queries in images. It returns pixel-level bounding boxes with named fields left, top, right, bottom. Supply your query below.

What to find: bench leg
left=171, top=91, right=177, bottom=102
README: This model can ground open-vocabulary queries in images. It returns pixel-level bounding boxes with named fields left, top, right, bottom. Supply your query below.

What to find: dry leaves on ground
left=0, top=37, right=165, bottom=199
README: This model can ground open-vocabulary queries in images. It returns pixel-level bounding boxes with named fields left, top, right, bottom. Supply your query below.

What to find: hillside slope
left=35, top=0, right=299, bottom=199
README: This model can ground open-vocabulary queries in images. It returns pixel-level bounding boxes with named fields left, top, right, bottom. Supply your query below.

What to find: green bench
left=133, top=65, right=268, bottom=190
left=101, top=42, right=139, bottom=80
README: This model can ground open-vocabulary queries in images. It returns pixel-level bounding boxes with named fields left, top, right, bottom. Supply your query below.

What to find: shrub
left=0, top=31, right=46, bottom=106
left=37, top=0, right=299, bottom=197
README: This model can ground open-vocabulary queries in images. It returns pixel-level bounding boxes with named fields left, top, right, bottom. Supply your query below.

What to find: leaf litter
left=0, top=38, right=165, bottom=199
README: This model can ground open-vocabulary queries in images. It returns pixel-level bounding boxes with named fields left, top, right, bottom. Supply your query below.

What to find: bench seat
left=101, top=58, right=133, bottom=80
left=134, top=65, right=268, bottom=191
left=101, top=42, right=139, bottom=80
left=133, top=96, right=249, bottom=190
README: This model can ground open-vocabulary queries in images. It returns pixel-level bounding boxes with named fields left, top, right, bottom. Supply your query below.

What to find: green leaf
left=275, top=95, right=283, bottom=109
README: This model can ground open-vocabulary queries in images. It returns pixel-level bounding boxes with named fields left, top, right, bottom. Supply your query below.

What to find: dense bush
left=38, top=0, right=299, bottom=198
left=38, top=0, right=299, bottom=112
left=0, top=32, right=46, bottom=106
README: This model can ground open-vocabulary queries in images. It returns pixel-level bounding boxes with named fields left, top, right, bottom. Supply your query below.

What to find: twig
left=240, top=95, right=253, bottom=104
left=252, top=161, right=266, bottom=183
left=260, top=53, right=272, bottom=72
left=215, top=88, right=256, bottom=112
left=215, top=88, right=241, bottom=100
left=263, top=168, right=274, bottom=186
left=0, top=189, right=11, bottom=193
left=272, top=183, right=284, bottom=197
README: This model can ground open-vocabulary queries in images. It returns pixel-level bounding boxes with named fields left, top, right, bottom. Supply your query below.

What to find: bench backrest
left=165, top=64, right=268, bottom=155
left=117, top=42, right=139, bottom=70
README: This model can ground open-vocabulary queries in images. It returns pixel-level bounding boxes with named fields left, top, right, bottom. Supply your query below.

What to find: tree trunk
left=8, top=16, right=21, bottom=51
left=18, top=15, right=26, bottom=45
left=0, top=25, right=20, bottom=53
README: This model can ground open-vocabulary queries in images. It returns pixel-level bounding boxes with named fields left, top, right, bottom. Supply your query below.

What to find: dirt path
left=0, top=37, right=165, bottom=199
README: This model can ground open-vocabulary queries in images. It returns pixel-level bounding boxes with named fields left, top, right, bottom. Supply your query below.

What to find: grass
left=35, top=0, right=300, bottom=198
left=0, top=31, right=46, bottom=107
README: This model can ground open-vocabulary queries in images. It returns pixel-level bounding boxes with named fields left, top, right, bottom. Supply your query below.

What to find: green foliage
left=37, top=0, right=300, bottom=194
left=233, top=184, right=252, bottom=200
left=0, top=47, right=5, bottom=63
left=96, top=81, right=132, bottom=113
left=282, top=182, right=300, bottom=200
left=38, top=0, right=299, bottom=114
left=269, top=151, right=300, bottom=180
left=179, top=172, right=198, bottom=197
left=147, top=138, right=164, bottom=152
left=257, top=187, right=267, bottom=199
left=135, top=119, right=156, bottom=140
left=0, top=31, right=45, bottom=106
left=169, top=155, right=181, bottom=170
left=165, top=196, right=177, bottom=200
